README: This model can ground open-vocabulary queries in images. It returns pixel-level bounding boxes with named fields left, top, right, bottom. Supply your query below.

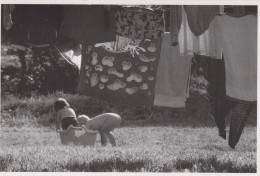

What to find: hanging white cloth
left=178, top=6, right=222, bottom=59
left=214, top=15, right=257, bottom=101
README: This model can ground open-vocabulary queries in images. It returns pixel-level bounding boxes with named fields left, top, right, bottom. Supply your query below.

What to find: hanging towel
left=215, top=15, right=257, bottom=101
left=178, top=6, right=222, bottom=58
left=154, top=32, right=191, bottom=108
left=60, top=5, right=116, bottom=44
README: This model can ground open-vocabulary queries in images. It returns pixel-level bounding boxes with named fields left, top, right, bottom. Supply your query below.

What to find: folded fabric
left=77, top=36, right=162, bottom=105
left=60, top=5, right=116, bottom=44
left=154, top=33, right=191, bottom=108
left=115, top=7, right=164, bottom=40
left=215, top=15, right=257, bottom=101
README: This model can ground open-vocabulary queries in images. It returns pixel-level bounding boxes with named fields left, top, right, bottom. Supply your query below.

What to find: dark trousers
left=193, top=55, right=255, bottom=148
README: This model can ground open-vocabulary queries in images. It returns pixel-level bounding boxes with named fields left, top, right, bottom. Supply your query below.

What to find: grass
left=0, top=125, right=256, bottom=172
left=0, top=93, right=257, bottom=172
left=0, top=51, right=257, bottom=172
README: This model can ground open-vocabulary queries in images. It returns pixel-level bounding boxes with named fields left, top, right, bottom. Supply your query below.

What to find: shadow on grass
left=175, top=155, right=256, bottom=173
left=0, top=155, right=14, bottom=171
left=0, top=154, right=256, bottom=172
left=63, top=158, right=150, bottom=172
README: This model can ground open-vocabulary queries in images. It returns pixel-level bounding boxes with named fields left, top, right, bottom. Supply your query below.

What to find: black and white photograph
left=0, top=1, right=258, bottom=174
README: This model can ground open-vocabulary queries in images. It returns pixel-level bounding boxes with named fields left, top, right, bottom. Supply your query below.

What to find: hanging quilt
left=77, top=36, right=162, bottom=105
left=115, top=7, right=165, bottom=40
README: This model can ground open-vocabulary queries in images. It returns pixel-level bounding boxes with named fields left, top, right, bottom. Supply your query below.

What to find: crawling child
left=78, top=113, right=121, bottom=147
left=54, top=98, right=79, bottom=131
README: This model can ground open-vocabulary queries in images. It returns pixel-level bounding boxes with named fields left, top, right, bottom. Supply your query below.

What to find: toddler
left=54, top=98, right=79, bottom=131
left=78, top=113, right=121, bottom=147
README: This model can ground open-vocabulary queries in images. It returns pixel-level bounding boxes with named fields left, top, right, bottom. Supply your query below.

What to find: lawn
left=0, top=125, right=256, bottom=172
left=0, top=49, right=257, bottom=173
left=0, top=93, right=257, bottom=172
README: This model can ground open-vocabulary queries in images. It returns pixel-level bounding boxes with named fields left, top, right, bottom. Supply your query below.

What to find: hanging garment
left=154, top=32, right=191, bottom=108
left=60, top=5, right=116, bottom=44
left=215, top=15, right=257, bottom=101
left=224, top=5, right=257, bottom=17
left=184, top=5, right=218, bottom=37
left=178, top=6, right=222, bottom=58
left=2, top=4, right=15, bottom=30
left=228, top=101, right=255, bottom=149
left=55, top=45, right=82, bottom=70
left=169, top=5, right=182, bottom=46
left=202, top=56, right=236, bottom=139
left=54, top=36, right=82, bottom=69
left=77, top=36, right=162, bottom=105
left=115, top=7, right=164, bottom=40
left=206, top=57, right=229, bottom=138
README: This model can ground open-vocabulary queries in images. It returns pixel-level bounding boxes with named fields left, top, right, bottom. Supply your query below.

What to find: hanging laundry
left=2, top=4, right=15, bottom=30
left=184, top=5, right=218, bottom=37
left=224, top=5, right=257, bottom=17
left=228, top=101, right=255, bottom=149
left=178, top=6, right=222, bottom=58
left=54, top=36, right=82, bottom=69
left=115, top=7, right=164, bottom=40
left=77, top=36, right=162, bottom=105
left=55, top=45, right=82, bottom=70
left=205, top=56, right=229, bottom=139
left=154, top=32, right=191, bottom=108
left=206, top=14, right=257, bottom=148
left=60, top=5, right=116, bottom=44
left=169, top=5, right=182, bottom=46
left=215, top=15, right=257, bottom=101
left=192, top=55, right=232, bottom=139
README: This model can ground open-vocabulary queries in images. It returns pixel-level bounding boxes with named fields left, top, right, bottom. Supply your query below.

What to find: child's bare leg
left=100, top=132, right=108, bottom=146
left=106, top=132, right=116, bottom=147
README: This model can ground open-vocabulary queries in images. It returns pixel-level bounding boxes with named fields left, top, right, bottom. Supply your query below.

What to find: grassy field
left=0, top=93, right=257, bottom=172
left=0, top=48, right=257, bottom=172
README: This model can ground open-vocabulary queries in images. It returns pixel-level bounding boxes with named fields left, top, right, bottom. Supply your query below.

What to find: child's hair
left=78, top=115, right=90, bottom=125
left=54, top=98, right=70, bottom=111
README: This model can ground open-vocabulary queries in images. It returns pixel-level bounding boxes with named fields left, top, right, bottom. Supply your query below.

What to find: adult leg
left=105, top=131, right=116, bottom=147
left=228, top=101, right=254, bottom=149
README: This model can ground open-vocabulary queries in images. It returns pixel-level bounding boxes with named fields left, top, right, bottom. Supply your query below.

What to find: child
left=54, top=98, right=79, bottom=131
left=78, top=113, right=121, bottom=147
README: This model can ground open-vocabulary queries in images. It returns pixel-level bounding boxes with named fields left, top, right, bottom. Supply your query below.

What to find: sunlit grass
left=0, top=125, right=256, bottom=172
left=0, top=93, right=257, bottom=172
